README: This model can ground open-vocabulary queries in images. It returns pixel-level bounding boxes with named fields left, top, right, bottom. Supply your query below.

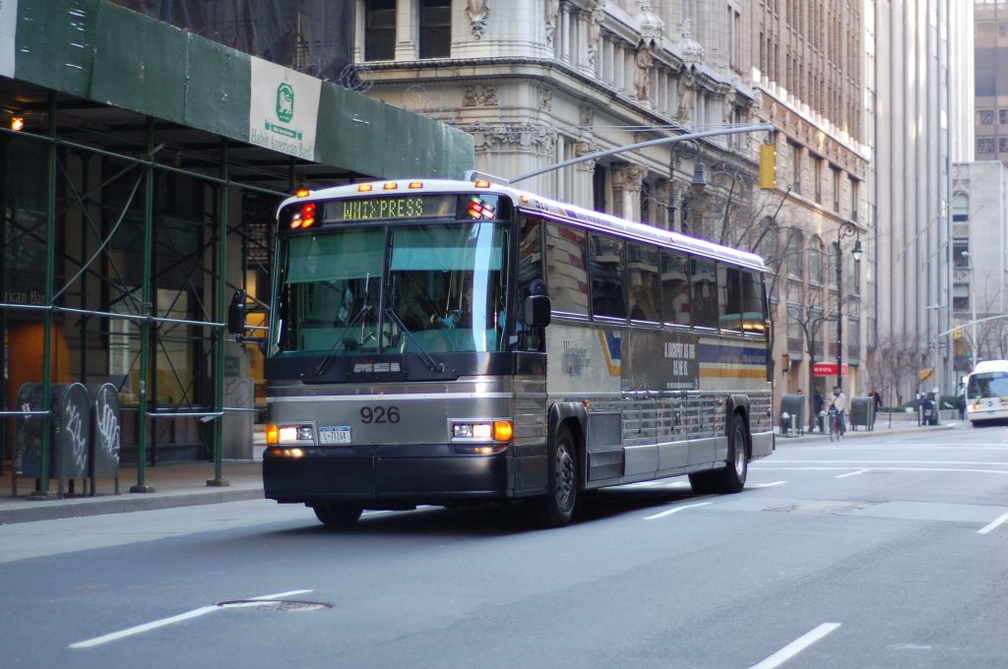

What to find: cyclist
left=829, top=385, right=847, bottom=435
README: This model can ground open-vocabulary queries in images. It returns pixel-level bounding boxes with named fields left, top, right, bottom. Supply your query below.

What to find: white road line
left=749, top=481, right=788, bottom=488
left=761, top=466, right=1008, bottom=475
left=748, top=622, right=842, bottom=669
left=643, top=501, right=712, bottom=520
left=836, top=469, right=869, bottom=479
left=978, top=512, right=1008, bottom=535
left=773, top=459, right=1008, bottom=466
left=69, top=589, right=312, bottom=649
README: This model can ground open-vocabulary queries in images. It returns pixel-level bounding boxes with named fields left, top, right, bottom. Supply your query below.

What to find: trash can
left=88, top=383, right=122, bottom=495
left=780, top=394, right=805, bottom=436
left=849, top=397, right=873, bottom=431
left=14, top=382, right=91, bottom=492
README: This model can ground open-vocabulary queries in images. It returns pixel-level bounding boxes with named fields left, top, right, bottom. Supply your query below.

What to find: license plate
left=318, top=426, right=352, bottom=444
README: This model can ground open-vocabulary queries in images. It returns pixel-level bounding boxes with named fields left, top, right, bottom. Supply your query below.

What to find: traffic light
left=759, top=143, right=776, bottom=189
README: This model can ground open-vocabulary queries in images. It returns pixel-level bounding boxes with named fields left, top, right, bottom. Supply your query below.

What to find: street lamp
left=834, top=222, right=863, bottom=389
left=961, top=251, right=977, bottom=362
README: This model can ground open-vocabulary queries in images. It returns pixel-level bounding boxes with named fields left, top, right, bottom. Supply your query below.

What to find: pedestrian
left=957, top=393, right=966, bottom=421
left=829, top=385, right=847, bottom=435
left=813, top=387, right=825, bottom=433
left=870, top=387, right=882, bottom=428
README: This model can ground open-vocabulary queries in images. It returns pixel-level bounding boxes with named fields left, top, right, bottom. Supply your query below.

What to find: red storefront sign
left=813, top=362, right=848, bottom=377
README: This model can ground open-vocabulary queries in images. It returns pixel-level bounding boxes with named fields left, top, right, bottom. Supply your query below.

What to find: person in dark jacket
left=812, top=387, right=825, bottom=433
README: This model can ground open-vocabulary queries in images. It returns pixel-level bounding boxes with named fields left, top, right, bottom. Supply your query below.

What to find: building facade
left=951, top=161, right=1008, bottom=371
left=873, top=0, right=974, bottom=404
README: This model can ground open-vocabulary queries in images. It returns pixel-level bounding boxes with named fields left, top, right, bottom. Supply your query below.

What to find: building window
left=831, top=166, right=841, bottom=213
left=953, top=283, right=969, bottom=311
left=364, top=0, right=396, bottom=61
left=978, top=138, right=996, bottom=154
left=419, top=0, right=451, bottom=58
left=1000, top=109, right=1008, bottom=124
left=849, top=177, right=860, bottom=222
left=786, top=231, right=804, bottom=279
left=978, top=109, right=995, bottom=125
left=790, top=142, right=802, bottom=193
left=809, top=237, right=824, bottom=285
left=813, top=156, right=823, bottom=204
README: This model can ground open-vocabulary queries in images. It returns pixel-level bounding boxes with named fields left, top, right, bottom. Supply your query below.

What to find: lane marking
left=748, top=622, right=842, bottom=669
left=771, top=459, right=1008, bottom=467
left=749, top=481, right=788, bottom=488
left=643, top=501, right=712, bottom=520
left=69, top=589, right=312, bottom=649
left=978, top=512, right=1008, bottom=535
left=760, top=466, right=1008, bottom=475
left=836, top=469, right=868, bottom=479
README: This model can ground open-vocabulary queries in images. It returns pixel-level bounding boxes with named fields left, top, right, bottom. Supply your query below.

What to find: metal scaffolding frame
left=0, top=88, right=356, bottom=495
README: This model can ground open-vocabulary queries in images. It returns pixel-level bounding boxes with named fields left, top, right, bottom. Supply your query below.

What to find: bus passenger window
left=628, top=243, right=660, bottom=322
left=589, top=233, right=627, bottom=320
left=516, top=217, right=543, bottom=350
left=740, top=270, right=768, bottom=337
left=690, top=257, right=719, bottom=329
left=661, top=250, right=691, bottom=327
left=718, top=265, right=743, bottom=333
left=545, top=223, right=589, bottom=316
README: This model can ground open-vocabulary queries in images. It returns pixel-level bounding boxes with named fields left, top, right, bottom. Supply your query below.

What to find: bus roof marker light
left=408, top=181, right=424, bottom=189
left=383, top=182, right=398, bottom=190
left=294, top=184, right=311, bottom=198
left=474, top=180, right=491, bottom=188
left=357, top=184, right=373, bottom=192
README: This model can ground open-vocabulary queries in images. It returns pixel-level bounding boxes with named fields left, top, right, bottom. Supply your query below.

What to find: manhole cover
left=214, top=599, right=331, bottom=612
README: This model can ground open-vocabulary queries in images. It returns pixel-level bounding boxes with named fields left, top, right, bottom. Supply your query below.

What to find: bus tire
left=313, top=503, right=363, bottom=528
left=716, top=413, right=749, bottom=493
left=541, top=425, right=578, bottom=527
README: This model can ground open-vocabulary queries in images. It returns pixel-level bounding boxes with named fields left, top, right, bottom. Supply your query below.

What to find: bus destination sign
left=325, top=195, right=457, bottom=223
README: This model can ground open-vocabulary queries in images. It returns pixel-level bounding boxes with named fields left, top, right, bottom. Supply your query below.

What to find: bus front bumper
left=262, top=444, right=514, bottom=507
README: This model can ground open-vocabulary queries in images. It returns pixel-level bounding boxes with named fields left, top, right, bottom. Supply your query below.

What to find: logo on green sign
left=276, top=82, right=294, bottom=123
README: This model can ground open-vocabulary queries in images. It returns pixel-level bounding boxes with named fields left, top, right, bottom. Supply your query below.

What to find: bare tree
left=865, top=333, right=922, bottom=408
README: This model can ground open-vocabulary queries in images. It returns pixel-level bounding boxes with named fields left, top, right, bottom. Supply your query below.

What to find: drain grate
left=214, top=599, right=332, bottom=613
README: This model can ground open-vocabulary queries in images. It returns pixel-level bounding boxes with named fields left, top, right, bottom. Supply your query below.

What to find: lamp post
left=961, top=251, right=977, bottom=362
left=834, top=222, right=863, bottom=389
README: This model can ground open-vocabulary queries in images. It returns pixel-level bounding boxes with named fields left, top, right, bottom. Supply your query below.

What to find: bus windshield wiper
left=306, top=276, right=375, bottom=378
left=384, top=307, right=445, bottom=373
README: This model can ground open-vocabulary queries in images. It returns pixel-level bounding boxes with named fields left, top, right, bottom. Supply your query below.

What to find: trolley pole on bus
left=509, top=123, right=775, bottom=185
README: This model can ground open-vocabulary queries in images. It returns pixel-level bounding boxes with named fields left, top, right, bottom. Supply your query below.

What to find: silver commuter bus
left=964, top=360, right=1008, bottom=427
left=228, top=177, right=775, bottom=527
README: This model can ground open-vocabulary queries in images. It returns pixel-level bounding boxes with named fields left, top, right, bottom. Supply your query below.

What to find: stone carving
left=466, top=0, right=490, bottom=39
left=462, top=84, right=499, bottom=107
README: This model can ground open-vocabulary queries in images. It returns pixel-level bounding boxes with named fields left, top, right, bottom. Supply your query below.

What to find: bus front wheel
left=541, top=426, right=578, bottom=527
left=717, top=413, right=748, bottom=493
left=313, top=503, right=363, bottom=528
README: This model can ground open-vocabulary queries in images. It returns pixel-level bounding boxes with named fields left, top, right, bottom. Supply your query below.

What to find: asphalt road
left=1, top=425, right=1006, bottom=669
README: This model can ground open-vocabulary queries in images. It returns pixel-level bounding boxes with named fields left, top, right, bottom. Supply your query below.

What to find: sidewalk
left=0, top=459, right=266, bottom=525
left=0, top=418, right=962, bottom=525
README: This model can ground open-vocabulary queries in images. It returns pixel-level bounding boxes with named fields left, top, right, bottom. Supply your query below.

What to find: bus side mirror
left=227, top=289, right=247, bottom=335
left=524, top=294, right=551, bottom=328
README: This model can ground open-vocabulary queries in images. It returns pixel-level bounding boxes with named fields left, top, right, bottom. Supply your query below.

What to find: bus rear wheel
left=313, top=503, right=363, bottom=528
left=541, top=426, right=578, bottom=527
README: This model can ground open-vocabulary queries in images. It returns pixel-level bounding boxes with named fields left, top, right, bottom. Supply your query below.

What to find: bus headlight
left=267, top=423, right=314, bottom=445
left=451, top=420, right=513, bottom=454
left=451, top=420, right=512, bottom=441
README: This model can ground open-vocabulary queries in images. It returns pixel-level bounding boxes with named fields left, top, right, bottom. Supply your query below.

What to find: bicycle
left=827, top=408, right=842, bottom=442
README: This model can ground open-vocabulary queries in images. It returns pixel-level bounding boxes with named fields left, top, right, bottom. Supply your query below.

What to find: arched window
left=786, top=230, right=804, bottom=279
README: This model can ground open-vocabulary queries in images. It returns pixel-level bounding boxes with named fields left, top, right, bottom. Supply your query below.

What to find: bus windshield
left=966, top=371, right=1008, bottom=400
left=274, top=221, right=509, bottom=356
